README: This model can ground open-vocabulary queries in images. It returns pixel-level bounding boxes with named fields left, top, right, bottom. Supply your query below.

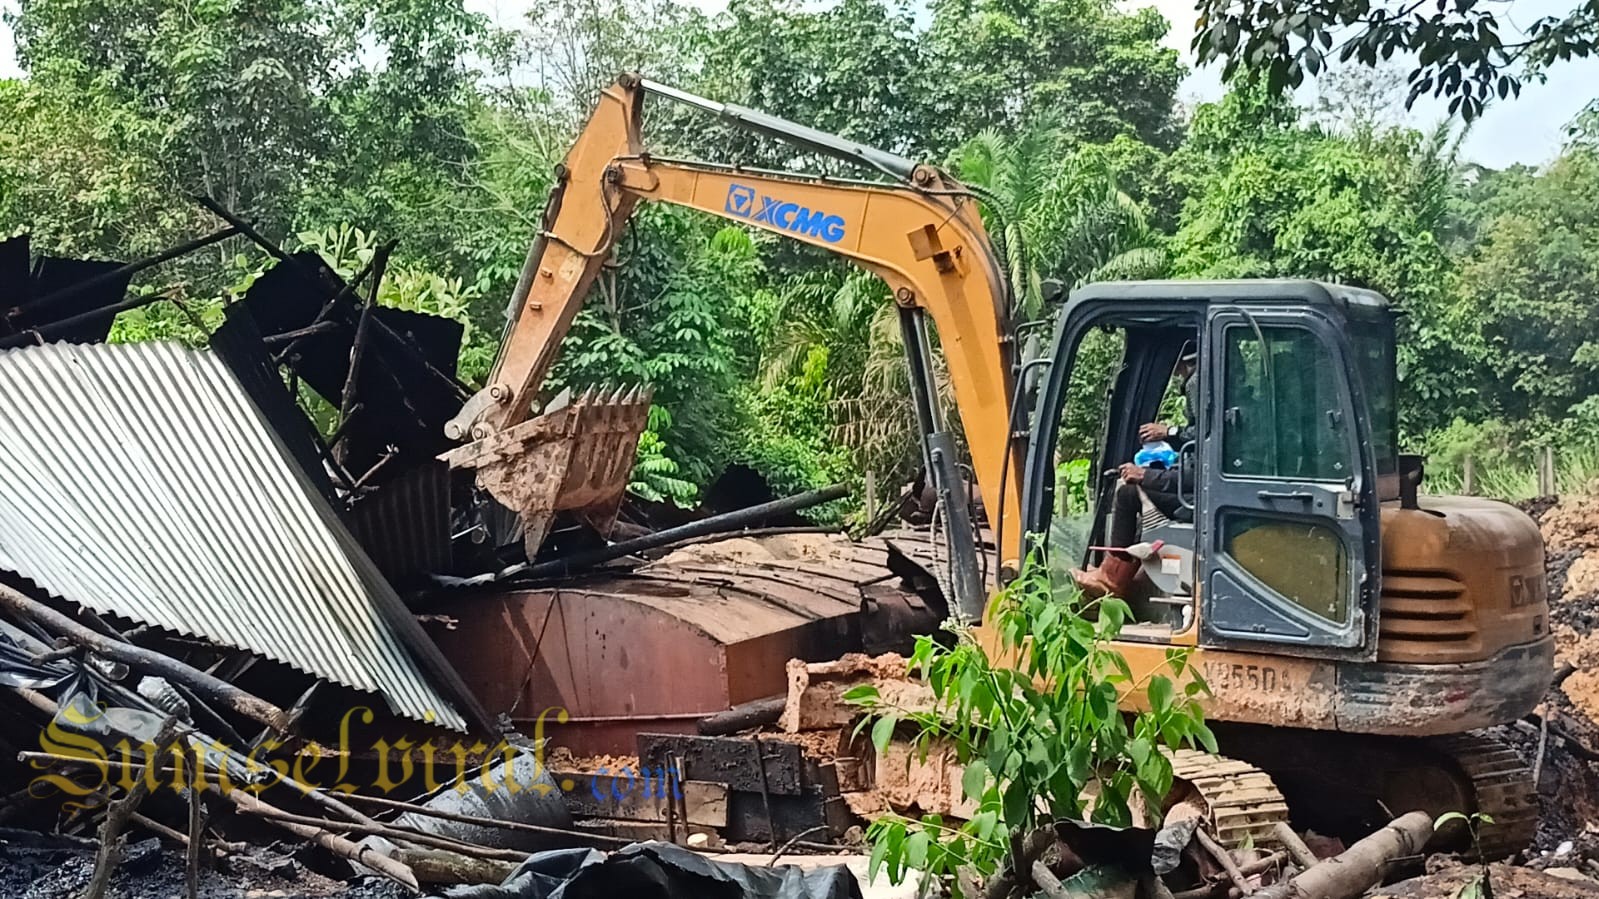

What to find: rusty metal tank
left=428, top=531, right=945, bottom=755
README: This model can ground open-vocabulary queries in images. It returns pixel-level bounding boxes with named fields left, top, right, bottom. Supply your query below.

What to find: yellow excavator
left=445, top=74, right=1552, bottom=856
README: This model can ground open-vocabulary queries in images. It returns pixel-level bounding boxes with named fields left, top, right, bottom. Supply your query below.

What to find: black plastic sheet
left=433, top=842, right=863, bottom=899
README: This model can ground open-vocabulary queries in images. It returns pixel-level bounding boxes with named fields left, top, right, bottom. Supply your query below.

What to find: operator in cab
left=1073, top=340, right=1198, bottom=598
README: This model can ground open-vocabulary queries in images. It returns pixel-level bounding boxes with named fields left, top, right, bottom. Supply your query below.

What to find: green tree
left=924, top=0, right=1186, bottom=152
left=1193, top=0, right=1599, bottom=121
left=687, top=0, right=933, bottom=165
left=0, top=78, right=206, bottom=258
left=852, top=554, right=1213, bottom=895
left=13, top=0, right=335, bottom=230
left=951, top=123, right=1168, bottom=317
left=297, top=0, right=488, bottom=262
left=1455, top=128, right=1599, bottom=427
left=1170, top=87, right=1476, bottom=435
left=11, top=0, right=487, bottom=250
left=755, top=266, right=923, bottom=502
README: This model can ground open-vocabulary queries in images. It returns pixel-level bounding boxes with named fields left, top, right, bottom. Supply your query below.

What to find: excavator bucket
left=442, top=385, right=653, bottom=556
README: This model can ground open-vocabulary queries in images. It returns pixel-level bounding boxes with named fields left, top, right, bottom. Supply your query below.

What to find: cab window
left=1349, top=320, right=1398, bottom=477
left=1221, top=324, right=1350, bottom=482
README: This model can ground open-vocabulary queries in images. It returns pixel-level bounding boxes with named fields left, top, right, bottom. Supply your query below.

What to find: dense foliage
left=1193, top=0, right=1599, bottom=121
left=2, top=0, right=1592, bottom=508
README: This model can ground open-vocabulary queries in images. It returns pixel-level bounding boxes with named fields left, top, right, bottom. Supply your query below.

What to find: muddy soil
left=0, top=834, right=409, bottom=899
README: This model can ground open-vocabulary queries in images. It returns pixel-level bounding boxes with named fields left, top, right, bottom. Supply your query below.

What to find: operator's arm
left=1137, top=373, right=1199, bottom=446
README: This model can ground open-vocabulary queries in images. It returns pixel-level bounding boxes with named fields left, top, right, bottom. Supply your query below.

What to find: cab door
left=1198, top=308, right=1380, bottom=656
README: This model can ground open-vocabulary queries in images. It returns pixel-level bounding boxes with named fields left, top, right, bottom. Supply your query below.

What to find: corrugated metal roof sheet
left=0, top=341, right=474, bottom=731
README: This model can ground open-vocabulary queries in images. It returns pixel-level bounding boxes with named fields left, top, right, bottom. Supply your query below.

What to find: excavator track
left=1171, top=749, right=1292, bottom=849
left=1426, top=733, right=1538, bottom=860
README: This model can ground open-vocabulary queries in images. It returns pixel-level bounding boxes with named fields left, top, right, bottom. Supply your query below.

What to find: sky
left=1132, top=0, right=1599, bottom=168
left=2, top=0, right=1594, bottom=168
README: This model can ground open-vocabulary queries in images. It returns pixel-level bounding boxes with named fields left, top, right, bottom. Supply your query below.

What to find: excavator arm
left=448, top=74, right=1026, bottom=596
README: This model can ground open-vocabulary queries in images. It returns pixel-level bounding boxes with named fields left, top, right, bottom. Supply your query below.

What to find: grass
left=1422, top=444, right=1599, bottom=501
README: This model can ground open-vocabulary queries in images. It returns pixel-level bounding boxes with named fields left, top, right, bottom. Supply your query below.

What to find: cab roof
left=1068, top=279, right=1392, bottom=312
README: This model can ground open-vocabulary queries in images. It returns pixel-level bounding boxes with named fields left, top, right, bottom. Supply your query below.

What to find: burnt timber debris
left=0, top=201, right=975, bottom=896
left=0, top=199, right=1594, bottom=899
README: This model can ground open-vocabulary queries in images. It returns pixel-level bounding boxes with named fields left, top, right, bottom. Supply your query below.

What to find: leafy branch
left=846, top=547, right=1215, bottom=895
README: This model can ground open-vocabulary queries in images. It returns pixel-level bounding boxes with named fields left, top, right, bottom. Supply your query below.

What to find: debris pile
left=0, top=209, right=929, bottom=897
left=9, top=203, right=1599, bottom=899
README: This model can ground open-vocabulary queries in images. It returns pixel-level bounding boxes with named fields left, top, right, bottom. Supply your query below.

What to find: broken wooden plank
left=698, top=696, right=785, bottom=736
left=0, top=585, right=290, bottom=732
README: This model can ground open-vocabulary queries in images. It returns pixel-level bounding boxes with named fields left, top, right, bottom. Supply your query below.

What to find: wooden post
left=1462, top=454, right=1476, bottom=496
left=1195, top=828, right=1255, bottom=896
left=864, top=470, right=877, bottom=523
left=185, top=781, right=205, bottom=899
left=82, top=718, right=180, bottom=899
left=1540, top=445, right=1558, bottom=497
left=334, top=243, right=392, bottom=466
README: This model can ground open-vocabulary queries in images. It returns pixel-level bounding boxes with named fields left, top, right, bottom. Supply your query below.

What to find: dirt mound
left=1504, top=497, right=1599, bottom=855
left=1542, top=497, right=1599, bottom=554
left=656, top=532, right=848, bottom=566
left=1571, top=552, right=1599, bottom=599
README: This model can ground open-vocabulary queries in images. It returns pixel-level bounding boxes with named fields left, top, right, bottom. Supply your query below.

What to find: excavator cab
left=1025, top=280, right=1392, bottom=657
left=1021, top=280, right=1553, bottom=853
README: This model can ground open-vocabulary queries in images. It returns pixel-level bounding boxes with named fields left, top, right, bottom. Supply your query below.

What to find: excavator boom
left=448, top=74, right=1026, bottom=591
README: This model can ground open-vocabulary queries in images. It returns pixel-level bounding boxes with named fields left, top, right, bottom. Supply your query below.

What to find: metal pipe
left=0, top=287, right=173, bottom=349
left=485, top=484, right=849, bottom=584
left=899, top=306, right=941, bottom=475
left=639, top=78, right=917, bottom=181
left=14, top=227, right=240, bottom=318
left=896, top=306, right=983, bottom=618
left=929, top=432, right=985, bottom=621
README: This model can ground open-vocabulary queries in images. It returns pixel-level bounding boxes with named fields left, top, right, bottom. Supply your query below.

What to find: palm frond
left=1084, top=246, right=1168, bottom=284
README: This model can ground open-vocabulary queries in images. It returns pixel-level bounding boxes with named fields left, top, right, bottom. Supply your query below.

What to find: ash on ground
left=0, top=833, right=410, bottom=899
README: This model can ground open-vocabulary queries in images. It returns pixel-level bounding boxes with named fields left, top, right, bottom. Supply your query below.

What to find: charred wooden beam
left=7, top=226, right=239, bottom=324
left=637, top=733, right=808, bottom=796
left=0, top=583, right=290, bottom=732
left=697, top=696, right=786, bottom=736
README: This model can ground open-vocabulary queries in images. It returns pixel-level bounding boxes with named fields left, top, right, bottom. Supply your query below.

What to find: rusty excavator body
left=440, top=74, right=1553, bottom=856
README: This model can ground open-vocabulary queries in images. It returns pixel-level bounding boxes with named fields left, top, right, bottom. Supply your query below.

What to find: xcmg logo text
left=724, top=183, right=846, bottom=243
